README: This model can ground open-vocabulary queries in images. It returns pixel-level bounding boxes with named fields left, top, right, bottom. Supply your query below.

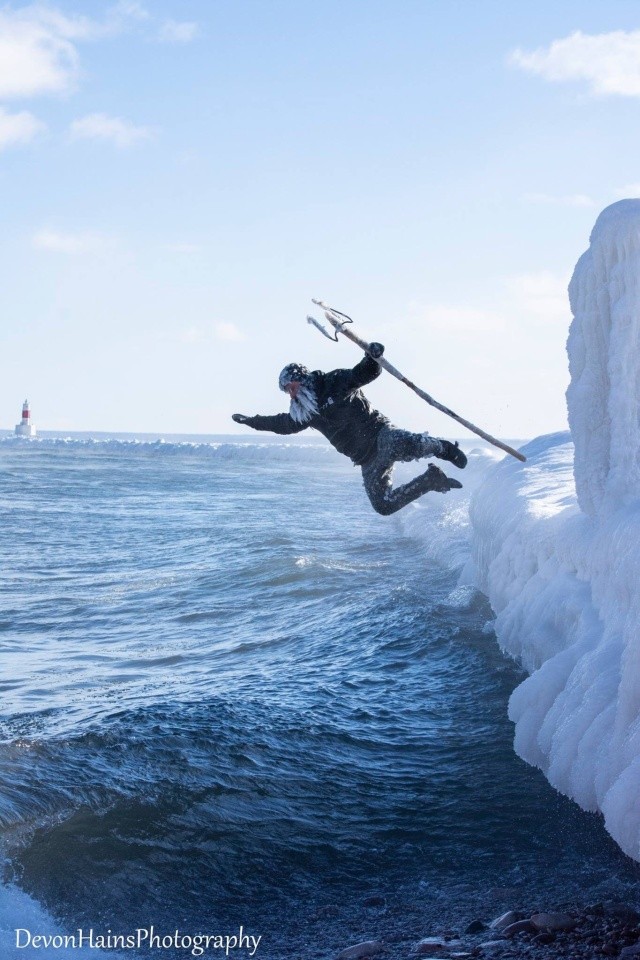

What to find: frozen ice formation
left=470, top=200, right=640, bottom=862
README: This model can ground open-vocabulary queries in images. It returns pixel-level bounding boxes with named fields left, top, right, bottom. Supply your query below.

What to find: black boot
left=423, top=464, right=462, bottom=493
left=436, top=440, right=467, bottom=469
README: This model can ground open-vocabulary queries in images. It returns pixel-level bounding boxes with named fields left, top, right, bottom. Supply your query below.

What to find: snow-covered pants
left=361, top=426, right=444, bottom=516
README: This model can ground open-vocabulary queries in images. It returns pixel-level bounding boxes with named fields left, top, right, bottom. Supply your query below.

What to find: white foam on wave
left=0, top=434, right=332, bottom=462
left=294, top=555, right=385, bottom=573
left=395, top=445, right=504, bottom=575
left=469, top=201, right=640, bottom=864
left=0, top=881, right=117, bottom=960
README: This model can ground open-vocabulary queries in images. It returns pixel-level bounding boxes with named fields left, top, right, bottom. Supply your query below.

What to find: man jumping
left=231, top=343, right=466, bottom=515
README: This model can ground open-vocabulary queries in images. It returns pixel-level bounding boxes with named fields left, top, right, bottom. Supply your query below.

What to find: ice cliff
left=470, top=200, right=640, bottom=863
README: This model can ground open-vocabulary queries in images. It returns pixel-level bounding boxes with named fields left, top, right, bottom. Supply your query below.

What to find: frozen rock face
left=567, top=199, right=640, bottom=517
left=470, top=201, right=640, bottom=863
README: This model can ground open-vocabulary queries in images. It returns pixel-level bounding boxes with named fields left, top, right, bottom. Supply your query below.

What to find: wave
left=395, top=447, right=505, bottom=576
left=0, top=435, right=335, bottom=463
left=0, top=882, right=95, bottom=960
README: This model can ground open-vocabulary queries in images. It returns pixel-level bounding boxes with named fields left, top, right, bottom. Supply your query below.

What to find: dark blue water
left=0, top=436, right=637, bottom=958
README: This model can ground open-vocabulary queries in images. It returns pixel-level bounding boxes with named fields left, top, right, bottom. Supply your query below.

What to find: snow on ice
left=469, top=200, right=640, bottom=863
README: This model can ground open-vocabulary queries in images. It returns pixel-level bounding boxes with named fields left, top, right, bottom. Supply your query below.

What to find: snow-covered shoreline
left=469, top=200, right=640, bottom=865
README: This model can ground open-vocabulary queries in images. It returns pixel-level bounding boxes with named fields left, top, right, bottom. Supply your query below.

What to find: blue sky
left=3, top=0, right=640, bottom=436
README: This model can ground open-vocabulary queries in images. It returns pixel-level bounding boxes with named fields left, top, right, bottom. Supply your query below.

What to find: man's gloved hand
left=368, top=342, right=384, bottom=360
left=232, top=413, right=250, bottom=424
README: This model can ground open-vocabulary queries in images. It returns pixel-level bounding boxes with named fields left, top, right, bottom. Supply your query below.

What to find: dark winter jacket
left=244, top=355, right=389, bottom=465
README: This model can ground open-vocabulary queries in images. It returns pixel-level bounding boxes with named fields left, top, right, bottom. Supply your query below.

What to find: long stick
left=310, top=300, right=526, bottom=463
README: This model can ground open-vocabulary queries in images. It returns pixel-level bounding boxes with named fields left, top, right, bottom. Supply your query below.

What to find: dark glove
left=232, top=413, right=250, bottom=424
left=368, top=342, right=384, bottom=360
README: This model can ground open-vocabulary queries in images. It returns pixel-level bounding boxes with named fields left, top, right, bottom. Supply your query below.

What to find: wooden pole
left=310, top=300, right=527, bottom=463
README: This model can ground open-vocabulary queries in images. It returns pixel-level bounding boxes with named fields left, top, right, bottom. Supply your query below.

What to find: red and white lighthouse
left=15, top=399, right=36, bottom=437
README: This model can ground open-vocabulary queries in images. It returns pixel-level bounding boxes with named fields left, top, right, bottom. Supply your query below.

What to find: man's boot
left=436, top=440, right=467, bottom=470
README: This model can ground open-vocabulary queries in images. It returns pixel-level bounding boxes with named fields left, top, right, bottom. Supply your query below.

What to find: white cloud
left=110, top=2, right=151, bottom=25
left=613, top=183, right=640, bottom=198
left=166, top=243, right=202, bottom=254
left=524, top=192, right=595, bottom=208
left=0, top=6, right=83, bottom=98
left=424, top=304, right=504, bottom=333
left=503, top=271, right=570, bottom=325
left=176, top=326, right=203, bottom=344
left=0, top=4, right=196, bottom=101
left=16, top=6, right=98, bottom=41
left=0, top=2, right=195, bottom=158
left=159, top=19, right=198, bottom=44
left=32, top=229, right=106, bottom=253
left=409, top=271, right=569, bottom=340
left=69, top=113, right=153, bottom=148
left=408, top=303, right=506, bottom=337
left=0, top=106, right=44, bottom=149
left=0, top=3, right=144, bottom=101
left=510, top=30, right=640, bottom=98
left=215, top=323, right=245, bottom=342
